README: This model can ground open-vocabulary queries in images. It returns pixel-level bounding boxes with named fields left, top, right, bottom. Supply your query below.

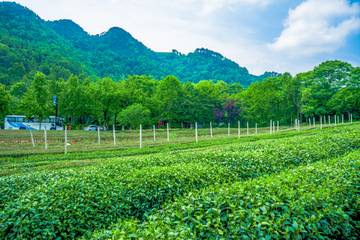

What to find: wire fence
left=0, top=117, right=357, bottom=157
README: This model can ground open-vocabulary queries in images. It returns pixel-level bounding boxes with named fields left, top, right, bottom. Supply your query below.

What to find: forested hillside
left=0, top=2, right=359, bottom=130
left=1, top=60, right=359, bottom=130
left=0, top=2, right=272, bottom=88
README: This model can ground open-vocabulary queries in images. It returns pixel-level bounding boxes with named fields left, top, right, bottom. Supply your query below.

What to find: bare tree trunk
left=168, top=106, right=171, bottom=129
left=103, top=111, right=107, bottom=130
left=114, top=114, right=117, bottom=130
left=70, top=114, right=73, bottom=130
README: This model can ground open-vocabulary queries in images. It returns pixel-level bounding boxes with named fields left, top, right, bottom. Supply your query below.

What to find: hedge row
left=0, top=127, right=359, bottom=239
left=95, top=150, right=360, bottom=239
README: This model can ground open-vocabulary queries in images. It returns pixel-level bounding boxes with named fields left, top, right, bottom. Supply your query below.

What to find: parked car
left=84, top=125, right=98, bottom=131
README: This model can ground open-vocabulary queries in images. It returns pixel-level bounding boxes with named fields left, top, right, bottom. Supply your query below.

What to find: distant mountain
left=0, top=2, right=281, bottom=87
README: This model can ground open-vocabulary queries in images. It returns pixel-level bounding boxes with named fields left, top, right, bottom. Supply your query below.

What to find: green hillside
left=0, top=1, right=277, bottom=88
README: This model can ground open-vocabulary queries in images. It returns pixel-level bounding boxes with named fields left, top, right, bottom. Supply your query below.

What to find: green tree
left=327, top=86, right=360, bottom=117
left=239, top=76, right=284, bottom=126
left=78, top=78, right=96, bottom=129
left=0, top=83, right=11, bottom=117
left=19, top=72, right=49, bottom=129
left=9, top=82, right=27, bottom=97
left=121, top=75, right=158, bottom=123
left=58, top=75, right=82, bottom=129
left=119, top=103, right=151, bottom=130
left=301, top=61, right=354, bottom=118
left=155, top=75, right=182, bottom=127
left=283, top=72, right=300, bottom=124
left=194, top=80, right=221, bottom=124
left=177, top=82, right=197, bottom=127
left=95, top=77, right=119, bottom=129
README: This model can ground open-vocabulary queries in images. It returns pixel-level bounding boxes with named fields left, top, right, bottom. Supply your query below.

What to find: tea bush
left=99, top=150, right=360, bottom=239
left=0, top=127, right=359, bottom=239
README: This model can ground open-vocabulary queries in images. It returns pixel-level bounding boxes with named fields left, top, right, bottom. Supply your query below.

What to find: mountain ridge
left=0, top=1, right=281, bottom=87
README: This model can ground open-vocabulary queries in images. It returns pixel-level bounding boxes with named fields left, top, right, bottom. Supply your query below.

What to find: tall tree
left=301, top=61, right=354, bottom=118
left=155, top=75, right=182, bottom=127
left=327, top=86, right=360, bottom=117
left=58, top=75, right=82, bottom=129
left=19, top=72, right=49, bottom=129
left=194, top=80, right=221, bottom=124
left=96, top=77, right=119, bottom=129
left=178, top=82, right=197, bottom=126
left=119, top=103, right=151, bottom=130
left=78, top=77, right=96, bottom=129
left=239, top=77, right=282, bottom=125
left=0, top=83, right=11, bottom=117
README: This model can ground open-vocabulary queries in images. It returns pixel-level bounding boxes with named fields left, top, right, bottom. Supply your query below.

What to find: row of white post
left=307, top=114, right=353, bottom=129
left=270, top=120, right=280, bottom=134
left=30, top=122, right=269, bottom=151
left=31, top=114, right=355, bottom=152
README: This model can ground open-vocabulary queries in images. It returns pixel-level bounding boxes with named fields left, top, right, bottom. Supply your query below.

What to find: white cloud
left=268, top=0, right=360, bottom=56
left=200, top=0, right=273, bottom=14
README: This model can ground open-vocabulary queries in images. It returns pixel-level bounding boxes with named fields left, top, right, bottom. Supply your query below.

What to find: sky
left=6, top=0, right=360, bottom=76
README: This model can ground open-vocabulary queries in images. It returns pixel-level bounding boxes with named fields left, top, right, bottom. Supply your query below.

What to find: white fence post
left=98, top=126, right=100, bottom=145
left=277, top=121, right=279, bottom=132
left=44, top=126, right=47, bottom=149
left=140, top=124, right=142, bottom=148
left=273, top=121, right=275, bottom=133
left=238, top=121, right=240, bottom=138
left=65, top=127, right=67, bottom=154
left=328, top=115, right=330, bottom=126
left=351, top=113, right=353, bottom=123
left=309, top=118, right=311, bottom=127
left=167, top=123, right=169, bottom=141
left=247, top=121, right=249, bottom=136
left=153, top=125, right=156, bottom=141
left=210, top=122, right=213, bottom=138
left=320, top=116, right=322, bottom=129
left=113, top=124, right=116, bottom=145
left=313, top=117, right=315, bottom=128
left=335, top=116, right=336, bottom=126
left=195, top=122, right=198, bottom=142
left=30, top=127, right=35, bottom=147
left=270, top=120, right=272, bottom=134
left=255, top=123, right=257, bottom=135
left=298, top=120, right=300, bottom=132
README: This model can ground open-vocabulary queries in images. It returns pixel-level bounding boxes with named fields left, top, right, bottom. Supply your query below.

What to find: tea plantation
left=1, top=125, right=360, bottom=239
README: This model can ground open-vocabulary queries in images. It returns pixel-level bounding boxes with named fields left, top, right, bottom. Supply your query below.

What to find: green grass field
left=1, top=123, right=359, bottom=239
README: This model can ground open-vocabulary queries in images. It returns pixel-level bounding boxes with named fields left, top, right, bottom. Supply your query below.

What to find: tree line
left=0, top=60, right=359, bottom=130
